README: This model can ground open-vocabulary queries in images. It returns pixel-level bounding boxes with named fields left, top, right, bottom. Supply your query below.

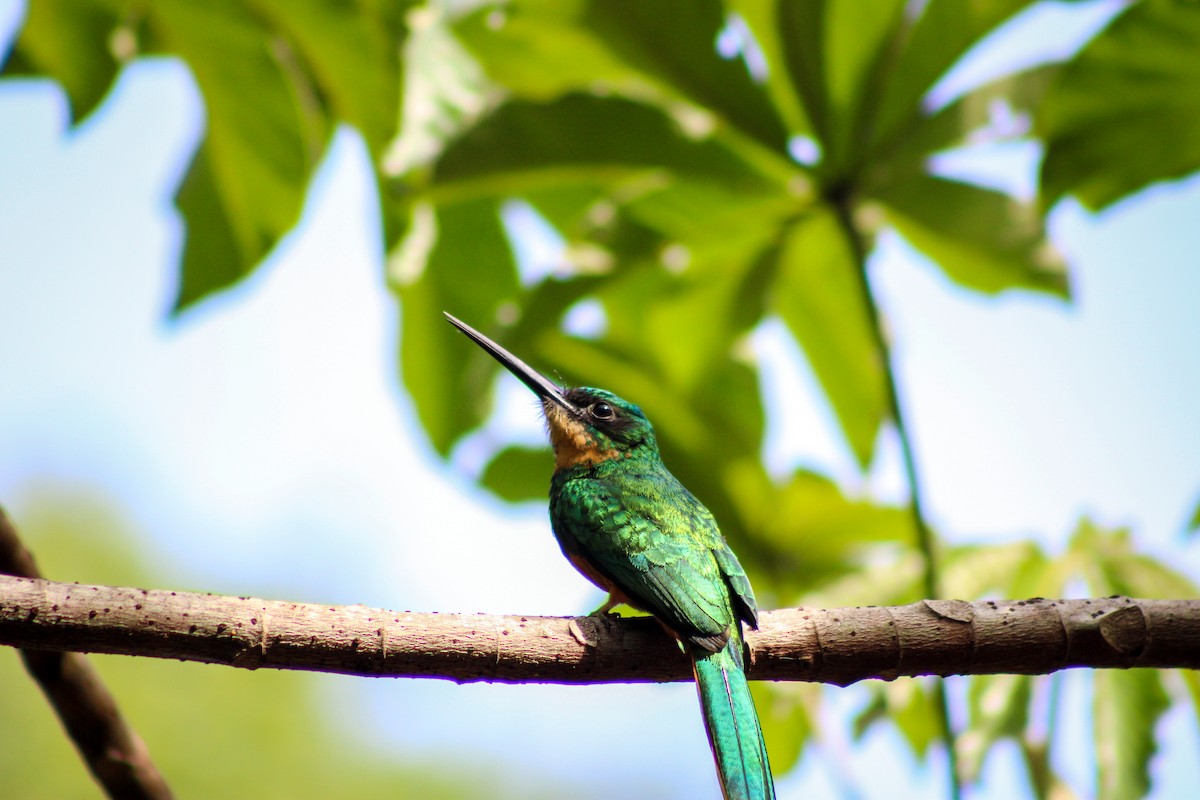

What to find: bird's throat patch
left=544, top=403, right=619, bottom=469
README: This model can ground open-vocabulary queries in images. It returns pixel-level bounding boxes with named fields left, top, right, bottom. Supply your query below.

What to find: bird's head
left=544, top=386, right=654, bottom=468
left=445, top=313, right=656, bottom=469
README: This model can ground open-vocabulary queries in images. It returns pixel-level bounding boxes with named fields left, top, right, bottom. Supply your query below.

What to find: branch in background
left=2, top=575, right=1198, bottom=683
left=0, top=508, right=173, bottom=800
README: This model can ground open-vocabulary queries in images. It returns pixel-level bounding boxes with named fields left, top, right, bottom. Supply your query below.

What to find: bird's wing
left=552, top=473, right=739, bottom=648
left=712, top=541, right=761, bottom=629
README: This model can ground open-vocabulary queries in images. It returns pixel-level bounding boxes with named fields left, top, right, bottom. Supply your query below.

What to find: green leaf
left=387, top=5, right=491, bottom=179
left=172, top=148, right=259, bottom=310
left=506, top=272, right=614, bottom=349
left=146, top=0, right=333, bottom=311
left=1187, top=491, right=1200, bottom=537
left=725, top=0, right=811, bottom=136
left=1038, top=0, right=1200, bottom=210
left=870, top=0, right=1036, bottom=155
left=431, top=93, right=773, bottom=197
left=818, top=0, right=905, bottom=152
left=455, top=0, right=639, bottom=103
left=852, top=688, right=888, bottom=740
left=459, top=1, right=791, bottom=156
left=521, top=185, right=796, bottom=396
left=941, top=541, right=1052, bottom=600
left=1106, top=553, right=1199, bottom=599
left=1094, top=670, right=1169, bottom=800
left=1069, top=519, right=1199, bottom=598
left=391, top=199, right=521, bottom=455
left=777, top=0, right=908, bottom=173
left=772, top=209, right=888, bottom=468
left=884, top=64, right=1061, bottom=172
left=604, top=265, right=735, bottom=394
left=560, top=213, right=778, bottom=397
left=617, top=178, right=794, bottom=261
left=1180, top=670, right=1200, bottom=727
left=2, top=0, right=126, bottom=124
left=959, top=674, right=1032, bottom=782
left=853, top=680, right=941, bottom=759
left=729, top=467, right=911, bottom=587
left=252, top=0, right=407, bottom=159
left=815, top=551, right=924, bottom=607
left=753, top=683, right=819, bottom=774
left=875, top=174, right=1068, bottom=297
left=582, top=0, right=790, bottom=154
left=481, top=445, right=553, bottom=502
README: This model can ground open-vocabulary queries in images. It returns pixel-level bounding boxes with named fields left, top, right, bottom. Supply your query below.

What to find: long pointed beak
left=444, top=312, right=579, bottom=414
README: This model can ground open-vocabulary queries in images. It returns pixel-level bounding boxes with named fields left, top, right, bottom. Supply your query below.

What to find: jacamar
left=446, top=313, right=775, bottom=800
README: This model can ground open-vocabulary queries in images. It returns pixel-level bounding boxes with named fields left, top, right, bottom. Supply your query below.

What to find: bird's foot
left=587, top=594, right=622, bottom=618
left=570, top=595, right=624, bottom=647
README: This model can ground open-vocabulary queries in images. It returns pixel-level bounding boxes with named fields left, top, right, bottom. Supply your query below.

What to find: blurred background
left=2, top=1, right=1199, bottom=797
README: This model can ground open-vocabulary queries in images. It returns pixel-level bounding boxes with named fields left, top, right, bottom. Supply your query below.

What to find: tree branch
left=0, top=509, right=173, bottom=800
left=2, top=575, right=1197, bottom=683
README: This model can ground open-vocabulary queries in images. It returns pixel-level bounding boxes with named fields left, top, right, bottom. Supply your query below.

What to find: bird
left=445, top=312, right=774, bottom=800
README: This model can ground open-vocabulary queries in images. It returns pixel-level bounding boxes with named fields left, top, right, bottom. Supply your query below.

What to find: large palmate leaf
left=428, top=0, right=1090, bottom=494
left=1038, top=0, right=1200, bottom=210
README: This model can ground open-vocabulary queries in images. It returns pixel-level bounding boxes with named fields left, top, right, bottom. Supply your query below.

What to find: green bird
left=446, top=313, right=774, bottom=800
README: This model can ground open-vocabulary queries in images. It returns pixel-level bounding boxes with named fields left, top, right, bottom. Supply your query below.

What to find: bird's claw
left=587, top=594, right=622, bottom=618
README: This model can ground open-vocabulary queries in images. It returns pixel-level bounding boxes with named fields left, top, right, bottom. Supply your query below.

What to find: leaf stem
left=830, top=191, right=961, bottom=800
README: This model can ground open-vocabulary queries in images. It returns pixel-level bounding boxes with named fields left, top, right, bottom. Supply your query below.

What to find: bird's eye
left=591, top=402, right=615, bottom=421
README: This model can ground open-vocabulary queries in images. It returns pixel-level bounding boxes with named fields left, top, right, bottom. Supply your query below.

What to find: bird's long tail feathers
left=691, top=637, right=775, bottom=800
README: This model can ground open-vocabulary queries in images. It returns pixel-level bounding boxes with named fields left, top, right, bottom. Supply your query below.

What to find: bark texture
left=2, top=573, right=1197, bottom=684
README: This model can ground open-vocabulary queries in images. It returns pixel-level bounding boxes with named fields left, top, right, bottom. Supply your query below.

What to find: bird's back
left=550, top=454, right=758, bottom=648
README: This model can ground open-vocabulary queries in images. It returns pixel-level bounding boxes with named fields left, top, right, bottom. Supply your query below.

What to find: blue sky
left=1, top=1, right=1198, bottom=798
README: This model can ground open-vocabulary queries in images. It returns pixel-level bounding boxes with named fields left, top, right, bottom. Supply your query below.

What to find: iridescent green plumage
left=446, top=315, right=774, bottom=800
left=550, top=389, right=774, bottom=800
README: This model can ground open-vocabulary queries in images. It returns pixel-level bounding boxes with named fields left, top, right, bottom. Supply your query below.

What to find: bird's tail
left=691, top=631, right=775, bottom=800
